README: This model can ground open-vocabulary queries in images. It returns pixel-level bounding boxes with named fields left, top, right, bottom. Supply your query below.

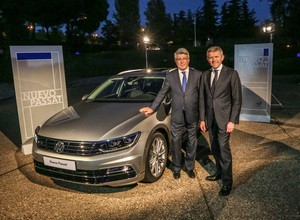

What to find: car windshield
left=86, top=75, right=165, bottom=102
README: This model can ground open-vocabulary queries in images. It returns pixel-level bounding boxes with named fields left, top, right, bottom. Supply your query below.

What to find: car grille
left=37, top=136, right=106, bottom=156
left=34, top=160, right=137, bottom=185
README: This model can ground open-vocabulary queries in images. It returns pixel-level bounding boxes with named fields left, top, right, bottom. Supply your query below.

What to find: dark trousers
left=171, top=112, right=197, bottom=172
left=209, top=116, right=233, bottom=186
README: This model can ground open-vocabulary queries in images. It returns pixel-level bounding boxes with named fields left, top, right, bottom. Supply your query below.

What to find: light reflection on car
left=32, top=68, right=174, bottom=186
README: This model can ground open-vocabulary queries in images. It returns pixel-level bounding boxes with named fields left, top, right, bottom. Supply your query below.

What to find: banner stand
left=22, top=138, right=34, bottom=155
left=234, top=43, right=273, bottom=123
left=271, top=93, right=283, bottom=108
left=10, top=46, right=68, bottom=155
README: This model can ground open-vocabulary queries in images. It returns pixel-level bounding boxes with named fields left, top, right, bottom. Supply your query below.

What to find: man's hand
left=139, top=107, right=154, bottom=117
left=200, top=121, right=207, bottom=132
left=226, top=122, right=235, bottom=133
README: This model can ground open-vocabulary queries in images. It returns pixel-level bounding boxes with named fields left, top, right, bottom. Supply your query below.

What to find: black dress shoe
left=219, top=185, right=232, bottom=196
left=173, top=171, right=180, bottom=179
left=187, top=170, right=195, bottom=178
left=205, top=172, right=221, bottom=181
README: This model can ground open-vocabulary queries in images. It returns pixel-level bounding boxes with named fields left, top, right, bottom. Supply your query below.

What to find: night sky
left=94, top=0, right=272, bottom=35
left=106, top=0, right=271, bottom=26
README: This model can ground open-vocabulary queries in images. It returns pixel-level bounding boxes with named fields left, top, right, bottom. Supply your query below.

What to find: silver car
left=32, top=68, right=173, bottom=186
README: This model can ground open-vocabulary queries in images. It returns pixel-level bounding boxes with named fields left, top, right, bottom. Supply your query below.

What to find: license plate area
left=43, top=156, right=76, bottom=171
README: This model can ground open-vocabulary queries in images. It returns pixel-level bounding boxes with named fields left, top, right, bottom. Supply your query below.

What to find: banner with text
left=10, top=46, right=68, bottom=154
left=234, top=43, right=273, bottom=123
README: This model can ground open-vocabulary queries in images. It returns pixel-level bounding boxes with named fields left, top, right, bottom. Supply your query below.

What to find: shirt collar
left=212, top=64, right=223, bottom=72
left=178, top=67, right=189, bottom=73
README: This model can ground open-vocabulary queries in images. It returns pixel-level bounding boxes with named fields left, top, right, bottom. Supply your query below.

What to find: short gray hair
left=206, top=46, right=224, bottom=57
left=174, top=48, right=190, bottom=61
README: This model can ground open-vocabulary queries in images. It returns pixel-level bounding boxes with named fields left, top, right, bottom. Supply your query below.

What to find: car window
left=87, top=76, right=165, bottom=102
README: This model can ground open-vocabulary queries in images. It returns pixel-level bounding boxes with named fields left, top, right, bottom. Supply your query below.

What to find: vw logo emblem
left=54, top=141, right=65, bottom=153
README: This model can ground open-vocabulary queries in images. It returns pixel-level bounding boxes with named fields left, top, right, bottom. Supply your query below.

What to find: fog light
left=106, top=166, right=131, bottom=174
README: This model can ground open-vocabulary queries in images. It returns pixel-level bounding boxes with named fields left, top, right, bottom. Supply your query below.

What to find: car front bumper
left=32, top=138, right=147, bottom=186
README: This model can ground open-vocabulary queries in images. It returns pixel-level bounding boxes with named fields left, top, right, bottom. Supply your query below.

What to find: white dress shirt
left=178, top=67, right=189, bottom=86
left=210, top=64, right=223, bottom=87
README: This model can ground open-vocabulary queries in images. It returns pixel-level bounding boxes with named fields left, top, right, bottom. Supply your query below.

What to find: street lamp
left=262, top=22, right=275, bottom=43
left=143, top=36, right=150, bottom=69
left=193, top=7, right=200, bottom=47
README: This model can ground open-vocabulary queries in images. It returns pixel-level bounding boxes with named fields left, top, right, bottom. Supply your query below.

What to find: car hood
left=39, top=102, right=151, bottom=141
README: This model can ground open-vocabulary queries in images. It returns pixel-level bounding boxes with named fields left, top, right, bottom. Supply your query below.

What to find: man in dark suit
left=200, top=46, right=242, bottom=196
left=140, top=48, right=202, bottom=180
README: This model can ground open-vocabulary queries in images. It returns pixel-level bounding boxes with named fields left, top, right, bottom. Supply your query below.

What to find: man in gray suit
left=140, top=48, right=202, bottom=180
left=200, top=46, right=242, bottom=196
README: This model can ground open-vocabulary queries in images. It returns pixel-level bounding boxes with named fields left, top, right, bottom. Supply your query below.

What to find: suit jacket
left=200, top=65, right=242, bottom=130
left=151, top=68, right=202, bottom=124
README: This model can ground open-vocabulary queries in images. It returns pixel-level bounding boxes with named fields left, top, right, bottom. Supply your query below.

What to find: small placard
left=43, top=156, right=76, bottom=171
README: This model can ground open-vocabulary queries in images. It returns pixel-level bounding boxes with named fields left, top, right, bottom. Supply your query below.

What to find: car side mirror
left=81, top=94, right=89, bottom=101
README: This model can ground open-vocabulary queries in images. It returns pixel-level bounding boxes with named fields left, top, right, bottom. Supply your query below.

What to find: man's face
left=175, top=54, right=190, bottom=71
left=207, top=50, right=225, bottom=69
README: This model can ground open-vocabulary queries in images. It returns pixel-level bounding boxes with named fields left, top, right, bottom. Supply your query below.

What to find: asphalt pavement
left=0, top=75, right=300, bottom=219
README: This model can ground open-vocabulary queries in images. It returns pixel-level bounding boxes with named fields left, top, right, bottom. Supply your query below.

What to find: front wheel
left=144, top=132, right=168, bottom=183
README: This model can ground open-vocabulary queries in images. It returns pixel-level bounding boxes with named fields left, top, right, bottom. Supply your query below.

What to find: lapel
left=208, top=69, right=213, bottom=95
left=209, top=66, right=226, bottom=95
left=215, top=67, right=225, bottom=93
left=185, top=68, right=193, bottom=92
left=173, top=69, right=184, bottom=93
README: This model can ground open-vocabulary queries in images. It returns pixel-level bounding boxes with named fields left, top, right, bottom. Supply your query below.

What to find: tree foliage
left=114, top=0, right=140, bottom=46
left=0, top=0, right=109, bottom=45
left=172, top=11, right=194, bottom=46
left=101, top=20, right=119, bottom=46
left=219, top=0, right=257, bottom=39
left=198, top=0, right=219, bottom=44
left=144, top=0, right=172, bottom=46
left=268, top=0, right=300, bottom=45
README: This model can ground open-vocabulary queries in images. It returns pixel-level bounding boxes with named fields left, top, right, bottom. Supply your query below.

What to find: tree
left=65, top=0, right=109, bottom=45
left=172, top=10, right=194, bottom=46
left=240, top=0, right=257, bottom=37
left=268, top=0, right=300, bottom=45
left=0, top=0, right=30, bottom=43
left=101, top=20, right=119, bottom=46
left=144, top=0, right=172, bottom=46
left=0, top=0, right=109, bottom=45
left=198, top=0, right=219, bottom=44
left=113, top=0, right=140, bottom=46
left=219, top=0, right=243, bottom=38
left=219, top=0, right=257, bottom=39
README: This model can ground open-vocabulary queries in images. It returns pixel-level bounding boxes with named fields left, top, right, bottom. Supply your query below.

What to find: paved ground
left=0, top=75, right=300, bottom=219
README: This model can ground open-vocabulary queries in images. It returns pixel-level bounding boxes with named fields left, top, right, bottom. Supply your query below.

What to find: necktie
left=182, top=71, right=186, bottom=92
left=211, top=69, right=218, bottom=94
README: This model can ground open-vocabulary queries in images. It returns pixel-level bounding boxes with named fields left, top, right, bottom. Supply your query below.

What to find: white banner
left=234, top=43, right=273, bottom=123
left=10, top=46, right=68, bottom=154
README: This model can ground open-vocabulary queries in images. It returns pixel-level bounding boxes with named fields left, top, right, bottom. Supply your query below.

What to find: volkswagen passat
left=32, top=68, right=173, bottom=186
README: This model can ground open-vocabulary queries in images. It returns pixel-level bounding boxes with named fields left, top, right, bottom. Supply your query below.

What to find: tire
left=143, top=132, right=168, bottom=183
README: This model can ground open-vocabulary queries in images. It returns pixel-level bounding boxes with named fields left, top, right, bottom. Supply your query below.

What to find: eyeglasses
left=176, top=58, right=189, bottom=61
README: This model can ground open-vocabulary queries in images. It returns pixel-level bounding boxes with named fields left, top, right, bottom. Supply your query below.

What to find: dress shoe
left=205, top=172, right=221, bottom=181
left=187, top=170, right=195, bottom=178
left=173, top=171, right=180, bottom=179
left=219, top=185, right=232, bottom=196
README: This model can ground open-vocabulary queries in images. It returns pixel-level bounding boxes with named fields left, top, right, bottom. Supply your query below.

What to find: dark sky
left=109, top=0, right=270, bottom=23
left=95, top=0, right=271, bottom=35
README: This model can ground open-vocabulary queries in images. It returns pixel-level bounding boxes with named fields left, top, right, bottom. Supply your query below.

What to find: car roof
left=116, top=68, right=175, bottom=77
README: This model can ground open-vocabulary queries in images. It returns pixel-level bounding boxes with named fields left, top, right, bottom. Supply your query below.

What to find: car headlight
left=34, top=126, right=40, bottom=143
left=98, top=132, right=141, bottom=153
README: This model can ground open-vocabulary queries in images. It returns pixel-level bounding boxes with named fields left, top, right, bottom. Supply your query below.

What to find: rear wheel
left=144, top=132, right=168, bottom=183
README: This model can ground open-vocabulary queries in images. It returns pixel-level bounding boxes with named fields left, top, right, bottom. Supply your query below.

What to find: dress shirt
left=210, top=64, right=223, bottom=87
left=178, top=67, right=189, bottom=86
